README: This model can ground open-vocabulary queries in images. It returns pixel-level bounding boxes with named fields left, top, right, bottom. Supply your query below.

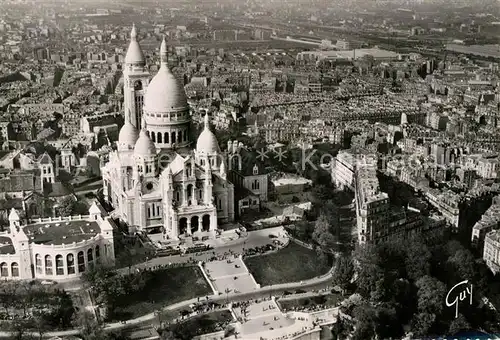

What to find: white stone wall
left=243, top=174, right=268, bottom=201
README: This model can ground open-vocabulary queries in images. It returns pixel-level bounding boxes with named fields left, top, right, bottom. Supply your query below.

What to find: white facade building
left=332, top=150, right=357, bottom=190
left=101, top=32, right=234, bottom=241
left=354, top=158, right=390, bottom=245
left=0, top=202, right=115, bottom=281
left=484, top=230, right=500, bottom=274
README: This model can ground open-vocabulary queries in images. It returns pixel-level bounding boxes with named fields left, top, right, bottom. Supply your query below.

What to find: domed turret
left=125, top=24, right=145, bottom=65
left=134, top=118, right=156, bottom=157
left=140, top=38, right=191, bottom=152
left=196, top=114, right=220, bottom=154
left=118, top=117, right=139, bottom=151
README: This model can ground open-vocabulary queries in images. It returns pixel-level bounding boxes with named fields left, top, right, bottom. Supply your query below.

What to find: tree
left=331, top=317, right=352, bottom=340
left=415, top=276, right=446, bottom=316
left=447, top=249, right=475, bottom=282
left=160, top=329, right=180, bottom=340
left=293, top=220, right=314, bottom=243
left=8, top=318, right=33, bottom=340
left=449, top=313, right=471, bottom=335
left=0, top=281, right=18, bottom=318
left=315, top=247, right=328, bottom=267
left=404, top=237, right=431, bottom=281
left=312, top=214, right=337, bottom=250
left=411, top=275, right=446, bottom=336
left=374, top=304, right=401, bottom=339
left=411, top=312, right=436, bottom=337
left=312, top=184, right=334, bottom=203
left=352, top=304, right=377, bottom=340
left=57, top=196, right=76, bottom=217
left=73, top=309, right=104, bottom=340
left=49, top=289, right=75, bottom=328
left=317, top=232, right=337, bottom=251
left=332, top=255, right=354, bottom=294
left=354, top=244, right=384, bottom=298
left=31, top=312, right=51, bottom=340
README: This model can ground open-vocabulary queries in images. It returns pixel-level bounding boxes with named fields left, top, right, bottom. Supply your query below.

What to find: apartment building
left=484, top=230, right=500, bottom=274
left=355, top=157, right=390, bottom=244
left=472, top=196, right=500, bottom=250
left=332, top=150, right=358, bottom=190
left=424, top=189, right=462, bottom=229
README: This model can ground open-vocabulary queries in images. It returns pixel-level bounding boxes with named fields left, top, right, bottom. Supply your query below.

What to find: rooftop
left=271, top=176, right=312, bottom=187
left=0, top=236, right=14, bottom=255
left=23, top=219, right=100, bottom=245
left=473, top=199, right=500, bottom=231
left=486, top=230, right=500, bottom=244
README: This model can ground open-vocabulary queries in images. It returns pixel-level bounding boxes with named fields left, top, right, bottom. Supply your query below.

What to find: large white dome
left=118, top=120, right=139, bottom=151
left=143, top=64, right=188, bottom=113
left=196, top=114, right=220, bottom=153
left=134, top=129, right=156, bottom=157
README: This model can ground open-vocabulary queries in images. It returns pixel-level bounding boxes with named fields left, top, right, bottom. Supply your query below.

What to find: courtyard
left=232, top=299, right=310, bottom=339
left=244, top=242, right=332, bottom=286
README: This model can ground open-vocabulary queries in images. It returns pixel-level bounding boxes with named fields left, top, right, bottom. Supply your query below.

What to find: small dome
left=401, top=112, right=408, bottom=125
left=134, top=128, right=156, bottom=157
left=144, top=64, right=188, bottom=113
left=196, top=114, right=220, bottom=153
left=125, top=25, right=145, bottom=65
left=118, top=120, right=139, bottom=151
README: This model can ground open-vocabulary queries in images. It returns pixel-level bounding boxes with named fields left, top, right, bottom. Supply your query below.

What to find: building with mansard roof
left=101, top=30, right=234, bottom=241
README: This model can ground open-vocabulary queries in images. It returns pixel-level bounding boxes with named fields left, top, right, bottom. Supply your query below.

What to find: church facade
left=102, top=26, right=235, bottom=240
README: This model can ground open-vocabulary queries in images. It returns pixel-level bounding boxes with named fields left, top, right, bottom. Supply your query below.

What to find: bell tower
left=123, top=24, right=150, bottom=129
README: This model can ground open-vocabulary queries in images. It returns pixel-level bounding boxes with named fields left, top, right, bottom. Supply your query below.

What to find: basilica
left=101, top=26, right=235, bottom=240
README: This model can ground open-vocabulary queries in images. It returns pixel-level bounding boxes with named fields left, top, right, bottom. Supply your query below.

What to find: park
left=0, top=220, right=347, bottom=340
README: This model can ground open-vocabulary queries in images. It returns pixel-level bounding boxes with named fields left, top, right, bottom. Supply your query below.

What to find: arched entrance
left=179, top=218, right=188, bottom=235
left=191, top=216, right=199, bottom=234
left=202, top=214, right=210, bottom=232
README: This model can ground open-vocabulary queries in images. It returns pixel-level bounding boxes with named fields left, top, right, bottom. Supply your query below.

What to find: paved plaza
left=203, top=256, right=260, bottom=294
left=232, top=299, right=312, bottom=339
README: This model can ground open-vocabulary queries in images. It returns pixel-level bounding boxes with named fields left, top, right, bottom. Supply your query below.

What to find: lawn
left=106, top=266, right=212, bottom=321
left=278, top=293, right=342, bottom=311
left=244, top=242, right=332, bottom=286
